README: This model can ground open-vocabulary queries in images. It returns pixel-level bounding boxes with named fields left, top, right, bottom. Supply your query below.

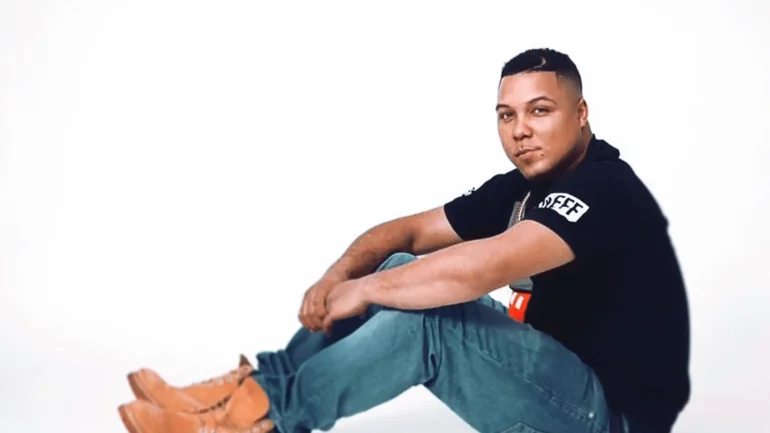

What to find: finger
left=300, top=291, right=314, bottom=329
left=299, top=294, right=308, bottom=326
left=322, top=310, right=334, bottom=335
left=308, top=313, right=323, bottom=331
left=304, top=297, right=317, bottom=330
left=300, top=312, right=310, bottom=330
left=309, top=290, right=329, bottom=330
left=310, top=293, right=329, bottom=331
left=321, top=293, right=338, bottom=335
left=311, top=300, right=327, bottom=329
left=305, top=289, right=315, bottom=316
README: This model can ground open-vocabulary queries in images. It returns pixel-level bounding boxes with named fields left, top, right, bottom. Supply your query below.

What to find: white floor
left=0, top=287, right=751, bottom=433
left=0, top=314, right=477, bottom=433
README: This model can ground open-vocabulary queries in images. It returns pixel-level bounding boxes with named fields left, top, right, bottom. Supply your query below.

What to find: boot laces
left=190, top=367, right=255, bottom=414
left=192, top=395, right=230, bottom=414
left=191, top=365, right=250, bottom=387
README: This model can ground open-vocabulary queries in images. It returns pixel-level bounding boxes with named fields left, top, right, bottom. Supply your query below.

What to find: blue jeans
left=253, top=253, right=619, bottom=433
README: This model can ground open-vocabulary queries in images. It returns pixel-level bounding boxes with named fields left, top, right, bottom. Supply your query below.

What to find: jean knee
left=352, top=307, right=425, bottom=339
left=376, top=252, right=417, bottom=271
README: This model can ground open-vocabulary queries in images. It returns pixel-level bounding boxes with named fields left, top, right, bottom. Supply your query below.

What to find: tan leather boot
left=127, top=354, right=255, bottom=413
left=118, top=375, right=274, bottom=433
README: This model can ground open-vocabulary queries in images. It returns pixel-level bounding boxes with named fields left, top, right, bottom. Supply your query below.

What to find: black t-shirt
left=444, top=136, right=690, bottom=432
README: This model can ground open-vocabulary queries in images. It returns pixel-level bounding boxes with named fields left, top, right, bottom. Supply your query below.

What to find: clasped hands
left=298, top=274, right=372, bottom=334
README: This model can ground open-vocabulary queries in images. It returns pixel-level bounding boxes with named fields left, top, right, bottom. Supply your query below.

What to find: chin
left=518, top=161, right=554, bottom=182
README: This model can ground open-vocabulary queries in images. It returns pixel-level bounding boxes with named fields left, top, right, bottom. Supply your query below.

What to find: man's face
left=496, top=71, right=588, bottom=181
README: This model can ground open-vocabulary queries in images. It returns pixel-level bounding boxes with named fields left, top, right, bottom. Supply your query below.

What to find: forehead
left=497, top=71, right=569, bottom=106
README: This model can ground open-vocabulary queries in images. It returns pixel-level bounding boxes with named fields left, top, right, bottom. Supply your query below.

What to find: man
left=118, top=48, right=691, bottom=433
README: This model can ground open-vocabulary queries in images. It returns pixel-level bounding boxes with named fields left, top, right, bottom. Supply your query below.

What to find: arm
left=361, top=220, right=575, bottom=310
left=321, top=205, right=464, bottom=281
left=322, top=170, right=520, bottom=282
left=359, top=163, right=639, bottom=310
left=301, top=205, right=464, bottom=331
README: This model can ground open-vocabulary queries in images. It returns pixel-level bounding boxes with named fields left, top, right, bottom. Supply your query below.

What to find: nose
left=512, top=118, right=532, bottom=141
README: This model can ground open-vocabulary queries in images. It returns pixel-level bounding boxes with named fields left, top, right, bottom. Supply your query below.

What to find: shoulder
left=522, top=155, right=669, bottom=259
left=550, top=136, right=644, bottom=191
left=443, top=168, right=528, bottom=241
left=537, top=158, right=665, bottom=227
left=562, top=156, right=638, bottom=188
left=456, top=168, right=526, bottom=199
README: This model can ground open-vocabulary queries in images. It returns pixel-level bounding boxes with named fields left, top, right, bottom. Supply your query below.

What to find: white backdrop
left=2, top=1, right=768, bottom=432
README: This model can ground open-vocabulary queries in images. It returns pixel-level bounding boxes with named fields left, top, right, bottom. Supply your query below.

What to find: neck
left=570, top=123, right=593, bottom=166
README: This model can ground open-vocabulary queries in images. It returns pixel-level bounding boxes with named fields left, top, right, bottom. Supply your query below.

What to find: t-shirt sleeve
left=443, top=171, right=524, bottom=241
left=523, top=164, right=656, bottom=259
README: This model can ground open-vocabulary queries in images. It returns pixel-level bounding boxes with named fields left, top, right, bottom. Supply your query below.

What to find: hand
left=321, top=279, right=371, bottom=334
left=299, top=274, right=345, bottom=332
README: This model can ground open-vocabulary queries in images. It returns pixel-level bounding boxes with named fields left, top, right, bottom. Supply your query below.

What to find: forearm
left=362, top=238, right=507, bottom=310
left=324, top=219, right=416, bottom=281
left=360, top=220, right=575, bottom=310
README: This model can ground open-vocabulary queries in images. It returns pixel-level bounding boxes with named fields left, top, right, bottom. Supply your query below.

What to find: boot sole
left=118, top=404, right=143, bottom=433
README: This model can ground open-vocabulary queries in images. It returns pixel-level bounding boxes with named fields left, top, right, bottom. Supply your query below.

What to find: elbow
left=392, top=217, right=421, bottom=256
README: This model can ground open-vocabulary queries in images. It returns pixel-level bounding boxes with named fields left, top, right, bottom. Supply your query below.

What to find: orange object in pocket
left=508, top=291, right=531, bottom=323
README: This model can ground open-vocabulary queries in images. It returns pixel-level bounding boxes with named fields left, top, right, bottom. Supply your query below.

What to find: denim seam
left=443, top=323, right=601, bottom=431
left=258, top=375, right=310, bottom=433
left=262, top=376, right=326, bottom=433
left=427, top=312, right=445, bottom=382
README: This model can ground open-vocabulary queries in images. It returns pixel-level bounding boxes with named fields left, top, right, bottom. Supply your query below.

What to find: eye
left=532, top=107, right=550, bottom=116
left=498, top=111, right=513, bottom=121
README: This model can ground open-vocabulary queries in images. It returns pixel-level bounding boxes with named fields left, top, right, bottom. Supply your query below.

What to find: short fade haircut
left=500, top=48, right=583, bottom=97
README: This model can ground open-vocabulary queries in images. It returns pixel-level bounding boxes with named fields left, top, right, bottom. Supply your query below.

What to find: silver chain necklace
left=513, top=191, right=531, bottom=225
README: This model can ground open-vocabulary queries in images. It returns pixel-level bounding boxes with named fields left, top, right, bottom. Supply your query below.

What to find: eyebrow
left=495, top=96, right=558, bottom=111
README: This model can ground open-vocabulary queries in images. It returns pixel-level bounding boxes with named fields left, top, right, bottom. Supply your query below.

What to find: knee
left=376, top=252, right=417, bottom=271
left=361, top=307, right=426, bottom=333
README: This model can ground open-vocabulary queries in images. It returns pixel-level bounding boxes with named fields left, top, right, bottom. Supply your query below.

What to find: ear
left=577, top=98, right=589, bottom=128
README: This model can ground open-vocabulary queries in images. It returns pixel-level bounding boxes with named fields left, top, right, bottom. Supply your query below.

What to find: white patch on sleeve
left=536, top=193, right=590, bottom=222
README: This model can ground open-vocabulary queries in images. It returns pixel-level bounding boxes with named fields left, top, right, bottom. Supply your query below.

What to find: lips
left=514, top=148, right=539, bottom=157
